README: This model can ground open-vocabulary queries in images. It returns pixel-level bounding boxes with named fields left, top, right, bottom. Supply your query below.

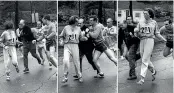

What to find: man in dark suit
left=19, top=19, right=42, bottom=73
left=73, top=18, right=99, bottom=78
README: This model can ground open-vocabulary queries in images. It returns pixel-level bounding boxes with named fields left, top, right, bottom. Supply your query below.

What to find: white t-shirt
left=135, top=19, right=160, bottom=39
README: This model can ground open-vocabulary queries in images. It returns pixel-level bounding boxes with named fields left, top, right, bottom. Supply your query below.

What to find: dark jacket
left=79, top=25, right=94, bottom=53
left=20, top=26, right=35, bottom=42
left=120, top=25, right=140, bottom=50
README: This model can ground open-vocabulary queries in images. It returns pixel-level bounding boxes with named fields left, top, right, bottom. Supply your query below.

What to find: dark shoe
left=49, top=62, right=52, bottom=70
left=127, top=76, right=137, bottom=80
left=94, top=72, right=104, bottom=78
left=152, top=70, right=157, bottom=81
left=23, top=68, right=29, bottom=73
left=37, top=59, right=41, bottom=64
left=73, top=75, right=79, bottom=78
left=6, top=72, right=10, bottom=81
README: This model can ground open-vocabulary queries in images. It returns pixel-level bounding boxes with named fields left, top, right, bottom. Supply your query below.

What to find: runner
left=74, top=18, right=99, bottom=78
left=87, top=15, right=117, bottom=77
left=134, top=8, right=166, bottom=85
left=36, top=15, right=58, bottom=68
left=59, top=15, right=87, bottom=83
left=103, top=18, right=117, bottom=56
left=19, top=19, right=42, bottom=73
left=31, top=21, right=47, bottom=65
left=159, top=19, right=173, bottom=58
left=0, top=21, right=20, bottom=80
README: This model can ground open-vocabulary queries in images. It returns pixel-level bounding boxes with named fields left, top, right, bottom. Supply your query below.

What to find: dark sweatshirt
left=79, top=25, right=94, bottom=53
left=20, top=26, right=36, bottom=42
left=120, top=25, right=140, bottom=50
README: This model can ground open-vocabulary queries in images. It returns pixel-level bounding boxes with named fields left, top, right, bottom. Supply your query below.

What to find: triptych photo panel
left=0, top=0, right=172, bottom=93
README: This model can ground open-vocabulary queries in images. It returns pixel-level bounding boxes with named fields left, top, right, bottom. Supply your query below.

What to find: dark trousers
left=23, top=41, right=41, bottom=69
left=80, top=50, right=99, bottom=73
left=125, top=44, right=141, bottom=77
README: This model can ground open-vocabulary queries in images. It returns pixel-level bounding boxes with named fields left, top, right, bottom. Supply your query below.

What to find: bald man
left=73, top=18, right=99, bottom=78
left=19, top=19, right=42, bottom=73
left=36, top=15, right=57, bottom=68
left=31, top=21, right=47, bottom=65
left=103, top=18, right=117, bottom=56
left=121, top=17, right=141, bottom=80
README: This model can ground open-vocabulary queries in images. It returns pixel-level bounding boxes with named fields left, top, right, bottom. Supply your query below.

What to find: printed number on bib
left=140, top=27, right=151, bottom=34
left=69, top=34, right=77, bottom=40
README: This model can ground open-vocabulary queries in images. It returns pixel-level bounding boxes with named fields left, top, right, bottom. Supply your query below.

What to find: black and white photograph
left=58, top=1, right=117, bottom=93
left=0, top=1, right=57, bottom=93
left=118, top=1, right=173, bottom=93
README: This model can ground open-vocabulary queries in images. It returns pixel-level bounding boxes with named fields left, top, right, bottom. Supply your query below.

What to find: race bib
left=69, top=33, right=77, bottom=40
left=140, top=26, right=151, bottom=34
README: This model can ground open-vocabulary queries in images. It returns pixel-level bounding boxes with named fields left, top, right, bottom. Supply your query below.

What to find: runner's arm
left=109, top=27, right=117, bottom=35
left=0, top=32, right=6, bottom=47
left=155, top=23, right=166, bottom=42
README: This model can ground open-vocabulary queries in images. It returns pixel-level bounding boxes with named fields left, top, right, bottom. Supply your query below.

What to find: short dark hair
left=4, top=21, right=14, bottom=29
left=69, top=15, right=78, bottom=25
left=89, top=15, right=98, bottom=22
left=145, top=8, right=155, bottom=19
left=165, top=18, right=172, bottom=24
left=43, top=15, right=51, bottom=21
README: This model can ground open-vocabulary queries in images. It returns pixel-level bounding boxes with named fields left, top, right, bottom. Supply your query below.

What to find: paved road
left=58, top=53, right=117, bottom=93
left=118, top=42, right=173, bottom=93
left=0, top=52, right=57, bottom=93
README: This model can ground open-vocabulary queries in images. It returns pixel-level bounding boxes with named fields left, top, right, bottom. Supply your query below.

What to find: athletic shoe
left=62, top=78, right=68, bottom=83
left=73, top=75, right=78, bottom=78
left=62, top=72, right=68, bottom=83
left=152, top=70, right=157, bottom=81
left=94, top=72, right=104, bottom=78
left=78, top=77, right=83, bottom=83
left=120, top=56, right=125, bottom=60
left=6, top=73, right=10, bottom=81
left=23, top=68, right=29, bottom=73
left=137, top=79, right=144, bottom=85
left=49, top=62, right=52, bottom=70
left=127, top=76, right=137, bottom=80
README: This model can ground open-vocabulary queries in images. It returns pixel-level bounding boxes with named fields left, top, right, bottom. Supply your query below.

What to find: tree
left=98, top=1, right=102, bottom=23
left=15, top=1, right=18, bottom=30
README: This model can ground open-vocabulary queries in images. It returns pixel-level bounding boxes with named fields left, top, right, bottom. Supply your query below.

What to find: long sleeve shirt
left=20, top=26, right=35, bottom=42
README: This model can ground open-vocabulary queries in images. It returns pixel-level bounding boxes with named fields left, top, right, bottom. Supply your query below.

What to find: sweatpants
left=63, top=44, right=81, bottom=77
left=3, top=46, right=18, bottom=73
left=140, top=38, right=154, bottom=77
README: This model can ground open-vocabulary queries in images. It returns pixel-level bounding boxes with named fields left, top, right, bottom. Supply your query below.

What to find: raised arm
left=155, top=23, right=166, bottom=42
left=0, top=32, right=6, bottom=47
